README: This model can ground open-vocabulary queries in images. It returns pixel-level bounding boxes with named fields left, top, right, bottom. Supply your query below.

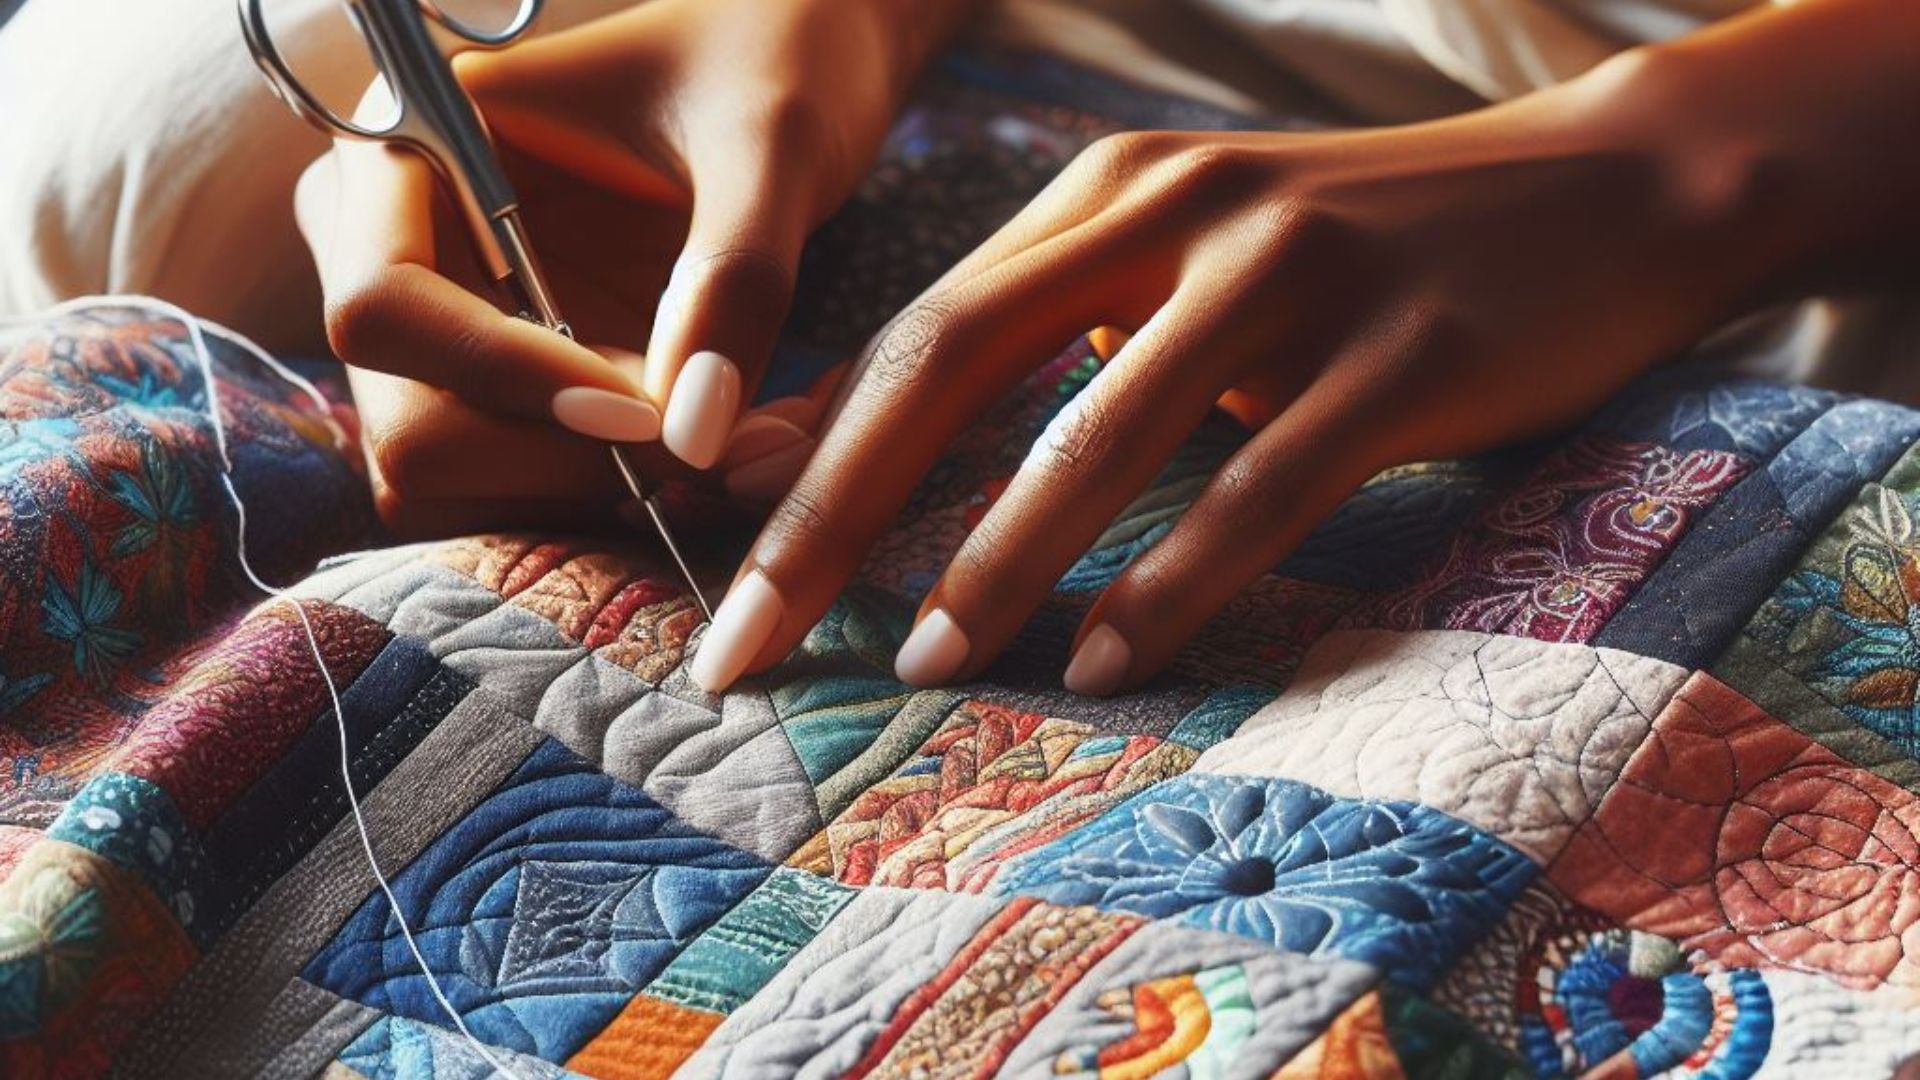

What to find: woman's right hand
left=294, top=0, right=975, bottom=535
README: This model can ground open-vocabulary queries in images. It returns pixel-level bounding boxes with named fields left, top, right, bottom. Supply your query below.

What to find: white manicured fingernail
left=663, top=351, right=741, bottom=469
left=690, top=569, right=784, bottom=693
left=1064, top=623, right=1131, bottom=696
left=551, top=387, right=660, bottom=442
left=725, top=438, right=814, bottom=502
left=895, top=608, right=969, bottom=687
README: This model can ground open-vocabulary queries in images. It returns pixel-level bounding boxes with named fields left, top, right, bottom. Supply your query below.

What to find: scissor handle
left=239, top=0, right=544, bottom=142
left=417, top=0, right=543, bottom=48
left=238, top=0, right=402, bottom=141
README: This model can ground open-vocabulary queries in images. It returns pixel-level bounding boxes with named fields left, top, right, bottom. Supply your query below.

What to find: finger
left=348, top=368, right=622, bottom=504
left=892, top=292, right=1249, bottom=687
left=299, top=141, right=660, bottom=443
left=644, top=140, right=812, bottom=469
left=1064, top=379, right=1383, bottom=695
left=688, top=223, right=1163, bottom=693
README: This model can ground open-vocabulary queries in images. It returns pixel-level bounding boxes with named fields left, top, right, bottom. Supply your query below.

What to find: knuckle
left=365, top=423, right=435, bottom=504
left=857, top=295, right=962, bottom=399
left=1027, top=390, right=1123, bottom=478
left=1150, top=144, right=1269, bottom=207
left=690, top=245, right=796, bottom=312
left=1077, top=131, right=1164, bottom=173
left=755, top=91, right=833, bottom=152
left=760, top=480, right=855, bottom=565
left=324, top=276, right=396, bottom=367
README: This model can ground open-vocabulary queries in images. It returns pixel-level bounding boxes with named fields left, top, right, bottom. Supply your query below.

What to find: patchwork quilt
left=4, top=47, right=1920, bottom=1080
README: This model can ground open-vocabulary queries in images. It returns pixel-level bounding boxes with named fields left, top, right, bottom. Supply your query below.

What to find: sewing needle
left=609, top=443, right=716, bottom=622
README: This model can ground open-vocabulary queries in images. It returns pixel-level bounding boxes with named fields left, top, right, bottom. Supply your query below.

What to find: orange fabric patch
left=1271, top=992, right=1405, bottom=1080
left=566, top=994, right=722, bottom=1080
left=1551, top=671, right=1920, bottom=988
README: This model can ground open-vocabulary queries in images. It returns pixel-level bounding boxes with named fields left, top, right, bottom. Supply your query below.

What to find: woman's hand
left=295, top=0, right=974, bottom=534
left=688, top=0, right=1920, bottom=695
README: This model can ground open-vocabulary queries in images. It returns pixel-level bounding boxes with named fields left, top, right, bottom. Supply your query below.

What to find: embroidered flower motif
left=991, top=775, right=1535, bottom=987
left=40, top=560, right=141, bottom=686
left=1754, top=488, right=1920, bottom=749
left=1380, top=438, right=1747, bottom=642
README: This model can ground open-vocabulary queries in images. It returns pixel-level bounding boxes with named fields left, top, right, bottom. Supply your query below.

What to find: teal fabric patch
left=46, top=771, right=203, bottom=928
left=647, top=869, right=857, bottom=1014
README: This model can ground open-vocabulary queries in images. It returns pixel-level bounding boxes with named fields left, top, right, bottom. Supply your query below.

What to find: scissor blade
left=608, top=445, right=715, bottom=622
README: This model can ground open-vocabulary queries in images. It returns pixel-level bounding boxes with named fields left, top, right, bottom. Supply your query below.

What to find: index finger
left=687, top=225, right=1153, bottom=693
left=297, top=137, right=660, bottom=443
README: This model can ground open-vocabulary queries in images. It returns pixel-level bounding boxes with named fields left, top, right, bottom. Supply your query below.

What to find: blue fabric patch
left=303, top=740, right=771, bottom=1061
left=196, top=636, right=466, bottom=944
left=988, top=774, right=1535, bottom=988
left=338, top=1014, right=575, bottom=1080
left=1600, top=398, right=1920, bottom=666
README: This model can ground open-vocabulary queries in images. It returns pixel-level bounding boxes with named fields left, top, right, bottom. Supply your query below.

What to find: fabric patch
left=1375, top=438, right=1748, bottom=642
left=1194, top=630, right=1687, bottom=862
left=1599, top=397, right=1920, bottom=667
left=1271, top=991, right=1406, bottom=1080
left=0, top=840, right=197, bottom=1076
left=566, top=994, right=721, bottom=1080
left=677, top=888, right=1011, bottom=1077
left=1553, top=672, right=1920, bottom=989
left=301, top=741, right=770, bottom=1061
left=990, top=774, right=1537, bottom=988
left=1723, top=442, right=1920, bottom=770
left=44, top=772, right=201, bottom=930
left=1436, top=880, right=1770, bottom=1078
left=1376, top=986, right=1531, bottom=1080
left=790, top=699, right=1196, bottom=891
left=337, top=1015, right=575, bottom=1080
left=844, top=896, right=1141, bottom=1078
left=644, top=868, right=855, bottom=1014
left=1002, top=925, right=1377, bottom=1079
left=104, top=600, right=390, bottom=829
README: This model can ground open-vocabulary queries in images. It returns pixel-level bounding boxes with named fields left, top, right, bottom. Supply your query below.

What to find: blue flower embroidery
left=103, top=442, right=199, bottom=558
left=40, top=560, right=140, bottom=686
left=990, top=775, right=1536, bottom=987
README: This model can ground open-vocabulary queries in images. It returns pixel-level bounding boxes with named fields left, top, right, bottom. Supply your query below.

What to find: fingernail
left=689, top=568, right=784, bottom=693
left=1064, top=623, right=1131, bottom=696
left=551, top=387, right=661, bottom=443
left=895, top=608, right=970, bottom=687
left=722, top=413, right=809, bottom=469
left=749, top=395, right=821, bottom=433
left=725, top=438, right=814, bottom=502
left=663, top=350, right=741, bottom=469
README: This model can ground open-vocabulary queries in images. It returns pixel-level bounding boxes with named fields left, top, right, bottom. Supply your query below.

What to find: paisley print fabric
left=2, top=44, right=1920, bottom=1080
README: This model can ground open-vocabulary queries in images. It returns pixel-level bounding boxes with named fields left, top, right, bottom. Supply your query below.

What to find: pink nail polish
left=895, top=608, right=970, bottom=687
left=551, top=387, right=661, bottom=443
left=1064, top=623, right=1131, bottom=696
left=689, top=569, right=784, bottom=693
left=663, top=351, right=742, bottom=469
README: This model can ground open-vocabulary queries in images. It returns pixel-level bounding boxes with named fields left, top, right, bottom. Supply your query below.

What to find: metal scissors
left=240, top=0, right=714, bottom=620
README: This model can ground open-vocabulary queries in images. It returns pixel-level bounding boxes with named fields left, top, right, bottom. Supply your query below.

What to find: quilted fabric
left=4, top=45, right=1920, bottom=1080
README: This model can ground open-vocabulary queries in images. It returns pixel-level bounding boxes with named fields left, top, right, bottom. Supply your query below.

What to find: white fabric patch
left=1192, top=629, right=1688, bottom=862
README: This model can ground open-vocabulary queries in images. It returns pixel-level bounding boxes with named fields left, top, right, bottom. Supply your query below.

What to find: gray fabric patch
left=117, top=692, right=545, bottom=1078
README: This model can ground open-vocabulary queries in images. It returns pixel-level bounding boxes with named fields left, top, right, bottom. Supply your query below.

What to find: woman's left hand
left=686, top=40, right=1838, bottom=695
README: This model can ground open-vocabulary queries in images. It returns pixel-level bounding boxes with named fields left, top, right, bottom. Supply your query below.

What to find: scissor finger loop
left=238, top=0, right=404, bottom=141
left=415, top=0, right=543, bottom=48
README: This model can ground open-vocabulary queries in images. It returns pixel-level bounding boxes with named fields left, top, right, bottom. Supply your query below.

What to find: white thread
left=24, top=296, right=526, bottom=1077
